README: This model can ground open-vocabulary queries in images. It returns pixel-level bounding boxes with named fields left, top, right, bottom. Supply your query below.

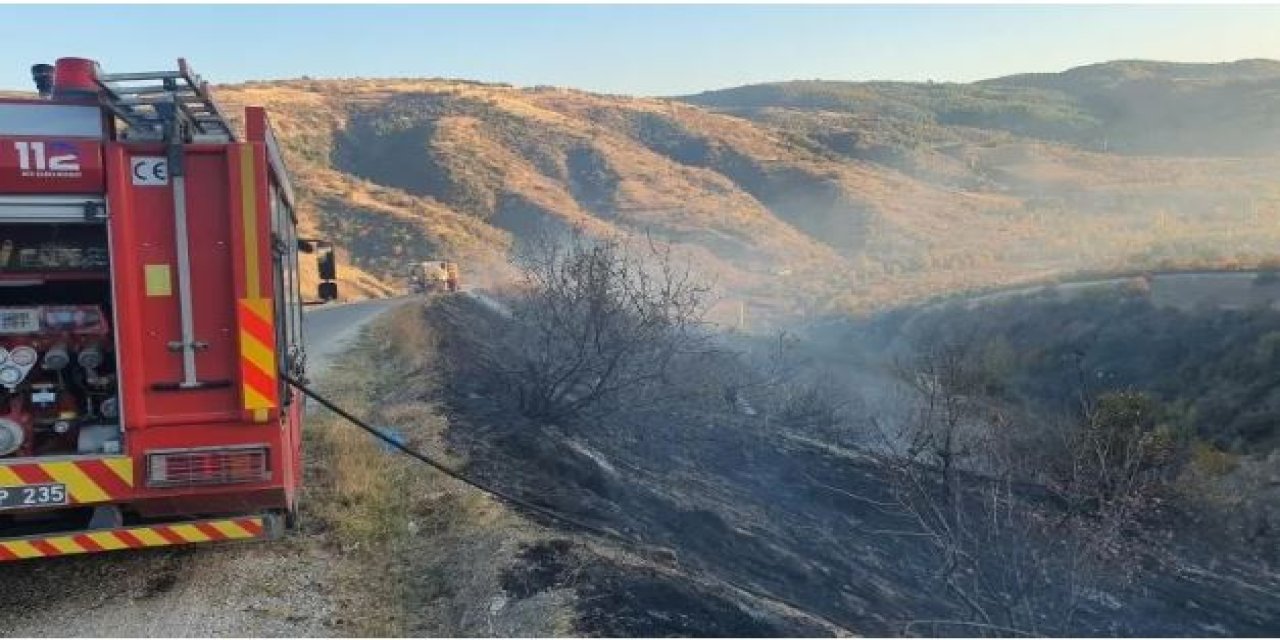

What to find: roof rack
left=94, top=58, right=236, bottom=142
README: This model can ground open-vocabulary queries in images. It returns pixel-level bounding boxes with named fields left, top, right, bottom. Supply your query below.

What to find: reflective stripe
left=238, top=298, right=277, bottom=411
left=4, top=541, right=41, bottom=559
left=0, top=517, right=268, bottom=562
left=47, top=536, right=82, bottom=555
left=0, top=457, right=134, bottom=505
left=168, top=524, right=211, bottom=544
left=38, top=461, right=109, bottom=503
left=104, top=458, right=134, bottom=486
left=86, top=531, right=128, bottom=551
left=211, top=520, right=255, bottom=539
left=129, top=528, right=168, bottom=547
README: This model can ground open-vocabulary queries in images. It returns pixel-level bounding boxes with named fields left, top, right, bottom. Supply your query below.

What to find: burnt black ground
left=500, top=540, right=807, bottom=636
left=427, top=297, right=1280, bottom=637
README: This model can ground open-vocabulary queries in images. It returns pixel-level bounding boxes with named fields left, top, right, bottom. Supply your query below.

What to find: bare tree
left=876, top=413, right=1098, bottom=636
left=496, top=230, right=711, bottom=422
left=890, top=339, right=992, bottom=505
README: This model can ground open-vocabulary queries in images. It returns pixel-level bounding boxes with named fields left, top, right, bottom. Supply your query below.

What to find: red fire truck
left=0, top=58, right=337, bottom=561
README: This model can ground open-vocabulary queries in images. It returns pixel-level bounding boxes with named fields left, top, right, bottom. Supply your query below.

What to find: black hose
left=285, top=373, right=612, bottom=536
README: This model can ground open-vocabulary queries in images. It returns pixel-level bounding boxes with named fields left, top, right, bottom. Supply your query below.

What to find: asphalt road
left=304, top=296, right=409, bottom=373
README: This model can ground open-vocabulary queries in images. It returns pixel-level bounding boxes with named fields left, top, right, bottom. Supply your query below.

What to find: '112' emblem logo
left=14, top=141, right=82, bottom=177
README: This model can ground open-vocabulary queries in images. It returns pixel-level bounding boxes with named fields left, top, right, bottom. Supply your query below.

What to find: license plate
left=0, top=483, right=68, bottom=510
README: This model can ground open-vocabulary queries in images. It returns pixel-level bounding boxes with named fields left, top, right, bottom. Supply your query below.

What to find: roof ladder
left=94, top=58, right=236, bottom=142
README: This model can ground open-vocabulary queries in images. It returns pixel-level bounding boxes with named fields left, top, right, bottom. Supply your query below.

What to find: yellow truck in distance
left=408, top=260, right=460, bottom=294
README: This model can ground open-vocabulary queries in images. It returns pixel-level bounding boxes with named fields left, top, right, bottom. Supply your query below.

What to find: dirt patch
left=135, top=561, right=181, bottom=599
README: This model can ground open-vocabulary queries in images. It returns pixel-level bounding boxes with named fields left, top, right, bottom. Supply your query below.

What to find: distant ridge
left=206, top=60, right=1280, bottom=317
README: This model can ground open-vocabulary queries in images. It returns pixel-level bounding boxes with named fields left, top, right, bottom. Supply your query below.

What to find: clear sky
left=2, top=4, right=1279, bottom=96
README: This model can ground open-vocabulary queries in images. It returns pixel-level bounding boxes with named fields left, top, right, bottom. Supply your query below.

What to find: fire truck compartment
left=0, top=219, right=121, bottom=459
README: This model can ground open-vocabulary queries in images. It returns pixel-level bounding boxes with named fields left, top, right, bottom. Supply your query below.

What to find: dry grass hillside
left=207, top=61, right=1280, bottom=317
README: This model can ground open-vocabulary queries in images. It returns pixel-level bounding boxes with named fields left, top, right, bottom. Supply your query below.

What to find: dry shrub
left=1186, top=440, right=1239, bottom=477
left=1060, top=390, right=1185, bottom=514
left=480, top=230, right=713, bottom=422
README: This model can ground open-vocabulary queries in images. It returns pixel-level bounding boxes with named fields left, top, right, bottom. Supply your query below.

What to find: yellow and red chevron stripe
left=238, top=297, right=278, bottom=412
left=0, top=457, right=133, bottom=505
left=0, top=515, right=266, bottom=562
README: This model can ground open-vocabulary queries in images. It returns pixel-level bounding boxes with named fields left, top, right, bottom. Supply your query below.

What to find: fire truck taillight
left=146, top=447, right=270, bottom=487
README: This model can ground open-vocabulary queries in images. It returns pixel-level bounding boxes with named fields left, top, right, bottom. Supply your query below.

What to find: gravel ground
left=0, top=537, right=338, bottom=637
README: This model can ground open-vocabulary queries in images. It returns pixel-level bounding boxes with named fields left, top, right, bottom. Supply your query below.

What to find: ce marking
left=130, top=157, right=169, bottom=186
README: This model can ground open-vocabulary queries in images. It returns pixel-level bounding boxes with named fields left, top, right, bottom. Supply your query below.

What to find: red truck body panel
left=0, top=81, right=306, bottom=557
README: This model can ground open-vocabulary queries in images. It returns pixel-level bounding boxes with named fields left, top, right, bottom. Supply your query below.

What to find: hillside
left=210, top=60, right=1280, bottom=316
left=856, top=285, right=1280, bottom=454
left=683, top=59, right=1280, bottom=156
left=833, top=286, right=1280, bottom=563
